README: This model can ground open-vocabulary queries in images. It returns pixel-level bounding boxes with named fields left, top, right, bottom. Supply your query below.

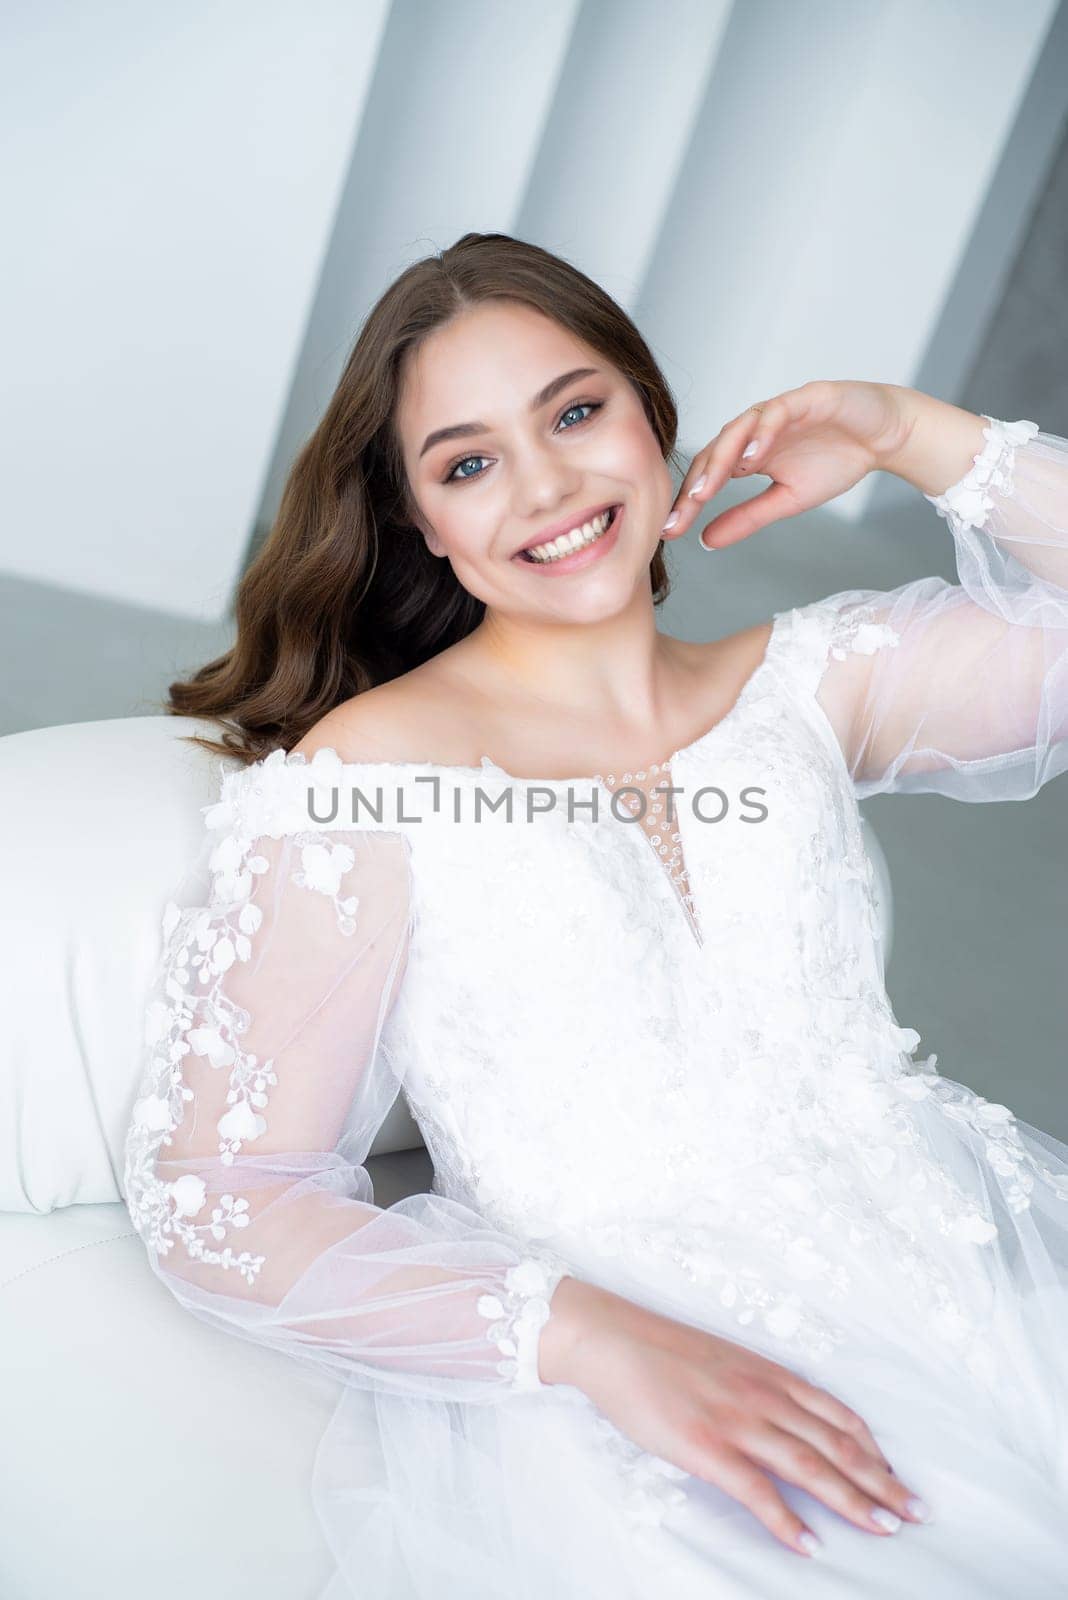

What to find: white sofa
left=0, top=714, right=893, bottom=1600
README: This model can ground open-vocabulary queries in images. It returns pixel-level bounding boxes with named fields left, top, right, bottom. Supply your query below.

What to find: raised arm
left=123, top=761, right=573, bottom=1402
left=804, top=417, right=1068, bottom=800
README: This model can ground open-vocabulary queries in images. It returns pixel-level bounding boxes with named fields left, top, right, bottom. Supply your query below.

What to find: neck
left=458, top=589, right=679, bottom=732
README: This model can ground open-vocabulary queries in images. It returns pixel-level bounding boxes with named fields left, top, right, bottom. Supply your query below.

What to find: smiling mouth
left=517, top=504, right=620, bottom=563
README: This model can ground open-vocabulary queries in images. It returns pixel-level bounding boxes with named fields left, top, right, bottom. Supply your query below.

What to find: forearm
left=538, top=1274, right=663, bottom=1389
left=876, top=386, right=988, bottom=497
left=538, top=1274, right=622, bottom=1385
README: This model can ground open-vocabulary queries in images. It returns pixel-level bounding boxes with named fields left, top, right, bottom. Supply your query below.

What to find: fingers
left=744, top=1421, right=926, bottom=1540
left=699, top=481, right=800, bottom=550
left=660, top=408, right=768, bottom=544
left=700, top=1444, right=823, bottom=1559
left=777, top=1408, right=920, bottom=1516
left=662, top=381, right=836, bottom=547
left=782, top=1377, right=893, bottom=1472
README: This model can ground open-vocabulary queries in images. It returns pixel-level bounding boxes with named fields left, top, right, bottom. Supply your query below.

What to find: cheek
left=435, top=508, right=494, bottom=566
left=604, top=410, right=668, bottom=482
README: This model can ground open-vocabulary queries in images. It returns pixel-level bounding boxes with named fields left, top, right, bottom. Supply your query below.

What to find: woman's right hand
left=540, top=1277, right=931, bottom=1558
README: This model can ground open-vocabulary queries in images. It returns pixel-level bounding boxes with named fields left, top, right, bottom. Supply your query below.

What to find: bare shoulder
left=678, top=615, right=777, bottom=695
left=290, top=658, right=473, bottom=767
left=723, top=614, right=777, bottom=666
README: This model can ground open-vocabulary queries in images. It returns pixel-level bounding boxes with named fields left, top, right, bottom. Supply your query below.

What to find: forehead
left=397, top=302, right=600, bottom=432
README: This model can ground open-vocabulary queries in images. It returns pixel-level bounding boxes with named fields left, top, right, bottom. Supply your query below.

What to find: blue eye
left=443, top=399, right=603, bottom=484
left=448, top=453, right=490, bottom=483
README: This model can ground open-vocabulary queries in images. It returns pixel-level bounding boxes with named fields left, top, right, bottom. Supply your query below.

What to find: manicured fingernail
left=742, top=440, right=759, bottom=459
left=662, top=510, right=680, bottom=530
left=797, top=1529, right=822, bottom=1556
left=688, top=474, right=707, bottom=497
left=699, top=536, right=716, bottom=552
left=905, top=1497, right=932, bottom=1523
left=870, top=1508, right=901, bottom=1533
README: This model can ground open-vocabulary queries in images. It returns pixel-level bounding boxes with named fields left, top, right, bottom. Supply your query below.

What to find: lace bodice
left=124, top=416, right=1068, bottom=1421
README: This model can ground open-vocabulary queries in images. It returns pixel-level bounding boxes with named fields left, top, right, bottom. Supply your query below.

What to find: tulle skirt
left=310, top=1070, right=1068, bottom=1599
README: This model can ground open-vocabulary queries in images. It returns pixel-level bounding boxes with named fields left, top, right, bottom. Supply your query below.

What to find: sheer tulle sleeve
left=799, top=416, right=1068, bottom=800
left=122, top=755, right=572, bottom=1403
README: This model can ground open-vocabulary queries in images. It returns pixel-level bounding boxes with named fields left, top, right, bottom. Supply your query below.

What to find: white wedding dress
left=125, top=417, right=1068, bottom=1598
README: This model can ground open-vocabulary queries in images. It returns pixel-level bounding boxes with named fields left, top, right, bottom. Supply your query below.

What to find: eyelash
left=442, top=400, right=605, bottom=485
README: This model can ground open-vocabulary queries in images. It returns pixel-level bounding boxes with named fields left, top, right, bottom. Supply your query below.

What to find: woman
left=124, top=232, right=1068, bottom=1597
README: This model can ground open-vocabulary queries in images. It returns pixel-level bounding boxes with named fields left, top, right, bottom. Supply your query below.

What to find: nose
left=509, top=440, right=585, bottom=520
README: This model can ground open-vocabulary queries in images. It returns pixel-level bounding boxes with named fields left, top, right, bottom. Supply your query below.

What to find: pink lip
left=513, top=504, right=623, bottom=572
left=513, top=501, right=620, bottom=558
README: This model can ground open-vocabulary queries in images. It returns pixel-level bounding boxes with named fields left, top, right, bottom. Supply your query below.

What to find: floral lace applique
left=475, top=1254, right=572, bottom=1389
left=127, top=828, right=368, bottom=1287
left=890, top=1046, right=1068, bottom=1211
left=582, top=1215, right=849, bottom=1364
left=924, top=416, right=1040, bottom=533
left=289, top=831, right=361, bottom=934
left=816, top=603, right=903, bottom=666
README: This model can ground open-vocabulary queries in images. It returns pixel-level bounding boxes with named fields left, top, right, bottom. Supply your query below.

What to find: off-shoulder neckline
left=250, top=608, right=791, bottom=791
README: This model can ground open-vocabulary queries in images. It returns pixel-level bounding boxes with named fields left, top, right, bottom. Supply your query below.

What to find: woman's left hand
left=661, top=380, right=919, bottom=551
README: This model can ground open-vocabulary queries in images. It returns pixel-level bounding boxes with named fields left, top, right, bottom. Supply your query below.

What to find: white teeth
left=524, top=508, right=614, bottom=563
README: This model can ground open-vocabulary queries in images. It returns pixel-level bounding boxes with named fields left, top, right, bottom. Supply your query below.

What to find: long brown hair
left=166, top=232, right=683, bottom=767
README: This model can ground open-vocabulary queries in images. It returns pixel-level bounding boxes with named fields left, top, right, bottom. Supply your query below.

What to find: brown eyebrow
left=418, top=367, right=601, bottom=461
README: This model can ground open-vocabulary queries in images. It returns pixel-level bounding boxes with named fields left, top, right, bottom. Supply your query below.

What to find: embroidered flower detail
left=924, top=416, right=1040, bottom=533
left=208, top=831, right=271, bottom=908
left=291, top=835, right=360, bottom=934
left=475, top=1252, right=570, bottom=1389
left=124, top=795, right=371, bottom=1286
left=132, top=1093, right=174, bottom=1133
left=292, top=839, right=355, bottom=895
left=950, top=1211, right=999, bottom=1245
left=144, top=1000, right=173, bottom=1048
left=829, top=616, right=901, bottom=662
left=763, top=1293, right=805, bottom=1339
left=507, top=1257, right=559, bottom=1298
left=845, top=620, right=901, bottom=657
left=169, top=1174, right=207, bottom=1218
left=208, top=1194, right=252, bottom=1239
left=187, top=1024, right=236, bottom=1070
left=217, top=1100, right=267, bottom=1154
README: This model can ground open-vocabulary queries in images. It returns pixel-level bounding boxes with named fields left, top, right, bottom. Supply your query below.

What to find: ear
left=420, top=524, right=448, bottom=559
left=407, top=500, right=447, bottom=560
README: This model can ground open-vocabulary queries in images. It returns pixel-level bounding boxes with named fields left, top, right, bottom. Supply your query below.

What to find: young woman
left=124, top=232, right=1068, bottom=1598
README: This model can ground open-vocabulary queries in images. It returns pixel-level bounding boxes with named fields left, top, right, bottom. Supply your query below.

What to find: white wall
left=637, top=0, right=1061, bottom=523
left=0, top=0, right=390, bottom=619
